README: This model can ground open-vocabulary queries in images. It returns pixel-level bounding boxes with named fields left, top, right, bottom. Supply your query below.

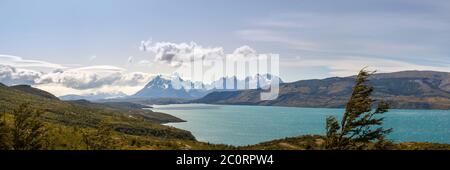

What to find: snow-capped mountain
left=131, top=74, right=283, bottom=99
left=252, top=73, right=284, bottom=89
left=132, top=75, right=195, bottom=99
left=210, top=74, right=283, bottom=90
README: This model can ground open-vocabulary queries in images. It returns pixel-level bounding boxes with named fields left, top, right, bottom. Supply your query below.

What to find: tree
left=82, top=119, right=116, bottom=150
left=325, top=69, right=392, bottom=150
left=11, top=103, right=48, bottom=150
left=0, top=110, right=11, bottom=149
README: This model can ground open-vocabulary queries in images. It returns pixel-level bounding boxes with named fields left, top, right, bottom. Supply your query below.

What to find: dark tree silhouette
left=325, top=69, right=392, bottom=150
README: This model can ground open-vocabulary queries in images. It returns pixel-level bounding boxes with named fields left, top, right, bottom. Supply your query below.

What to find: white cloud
left=127, top=56, right=134, bottom=64
left=0, top=65, right=42, bottom=85
left=0, top=54, right=65, bottom=70
left=36, top=66, right=152, bottom=90
left=255, top=20, right=306, bottom=28
left=232, top=45, right=257, bottom=57
left=138, top=60, right=152, bottom=66
left=69, top=65, right=126, bottom=72
left=89, top=55, right=97, bottom=61
left=34, top=83, right=146, bottom=96
left=140, top=41, right=224, bottom=67
left=235, top=29, right=319, bottom=52
left=282, top=56, right=450, bottom=77
left=0, top=61, right=155, bottom=96
left=139, top=39, right=152, bottom=51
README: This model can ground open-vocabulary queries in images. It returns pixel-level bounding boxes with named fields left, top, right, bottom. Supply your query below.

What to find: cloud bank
left=140, top=41, right=225, bottom=67
left=0, top=54, right=65, bottom=69
left=0, top=65, right=42, bottom=85
left=0, top=63, right=155, bottom=96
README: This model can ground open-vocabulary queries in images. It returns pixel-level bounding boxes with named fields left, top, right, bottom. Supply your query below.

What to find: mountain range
left=194, top=71, right=450, bottom=109
left=58, top=74, right=282, bottom=101
left=55, top=70, right=450, bottom=109
left=59, top=91, right=127, bottom=101
left=133, top=74, right=283, bottom=99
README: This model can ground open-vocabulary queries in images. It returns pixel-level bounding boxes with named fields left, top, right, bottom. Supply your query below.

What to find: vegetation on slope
left=0, top=110, right=232, bottom=150
left=239, top=135, right=450, bottom=150
left=0, top=83, right=200, bottom=148
left=1, top=69, right=450, bottom=150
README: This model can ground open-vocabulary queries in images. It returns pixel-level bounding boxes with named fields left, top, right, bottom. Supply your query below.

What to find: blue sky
left=1, top=0, right=449, bottom=95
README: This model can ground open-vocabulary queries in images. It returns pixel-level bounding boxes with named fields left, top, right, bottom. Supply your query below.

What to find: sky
left=0, top=0, right=449, bottom=96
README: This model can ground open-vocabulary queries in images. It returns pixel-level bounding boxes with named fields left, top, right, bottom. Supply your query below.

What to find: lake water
left=152, top=104, right=450, bottom=146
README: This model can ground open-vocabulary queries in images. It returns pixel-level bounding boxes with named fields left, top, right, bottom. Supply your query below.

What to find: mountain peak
left=145, top=75, right=171, bottom=89
left=133, top=75, right=192, bottom=99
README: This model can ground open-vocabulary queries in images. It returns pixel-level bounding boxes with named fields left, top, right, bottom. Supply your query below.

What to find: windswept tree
left=11, top=103, right=49, bottom=150
left=325, top=69, right=392, bottom=150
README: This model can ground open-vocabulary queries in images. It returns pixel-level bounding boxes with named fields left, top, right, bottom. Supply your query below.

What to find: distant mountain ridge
left=59, top=91, right=127, bottom=101
left=194, top=71, right=450, bottom=109
left=131, top=74, right=282, bottom=99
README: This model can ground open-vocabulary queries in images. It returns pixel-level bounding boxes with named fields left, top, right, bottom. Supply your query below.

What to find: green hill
left=0, top=83, right=194, bottom=140
left=10, top=84, right=59, bottom=100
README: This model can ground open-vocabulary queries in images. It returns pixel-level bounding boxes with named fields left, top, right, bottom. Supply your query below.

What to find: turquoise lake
left=152, top=104, right=450, bottom=146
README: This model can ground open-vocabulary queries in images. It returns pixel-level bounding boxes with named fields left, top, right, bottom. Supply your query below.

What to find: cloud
left=34, top=72, right=154, bottom=96
left=139, top=39, right=152, bottom=52
left=0, top=62, right=155, bottom=96
left=235, top=29, right=319, bottom=52
left=0, top=65, right=42, bottom=85
left=69, top=65, right=126, bottom=72
left=232, top=45, right=257, bottom=57
left=239, top=8, right=450, bottom=62
left=140, top=41, right=277, bottom=68
left=138, top=60, right=152, bottom=66
left=254, top=20, right=307, bottom=28
left=36, top=66, right=152, bottom=90
left=282, top=56, right=450, bottom=77
left=89, top=55, right=97, bottom=61
left=34, top=69, right=154, bottom=96
left=0, top=54, right=65, bottom=69
left=127, top=56, right=134, bottom=64
left=140, top=41, right=224, bottom=67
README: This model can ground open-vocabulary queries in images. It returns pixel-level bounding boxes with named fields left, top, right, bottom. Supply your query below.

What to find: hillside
left=1, top=83, right=449, bottom=150
left=0, top=83, right=194, bottom=140
left=194, top=71, right=450, bottom=109
left=10, top=84, right=59, bottom=100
